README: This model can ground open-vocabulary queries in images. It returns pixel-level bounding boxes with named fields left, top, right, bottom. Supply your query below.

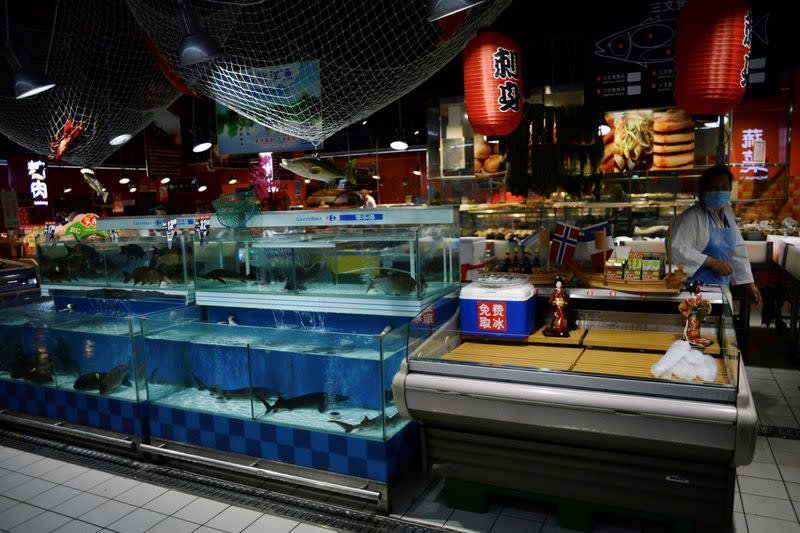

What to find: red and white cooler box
left=460, top=281, right=536, bottom=339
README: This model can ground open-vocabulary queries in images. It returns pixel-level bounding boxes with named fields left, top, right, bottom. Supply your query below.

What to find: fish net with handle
left=212, top=191, right=261, bottom=229
left=124, top=0, right=512, bottom=145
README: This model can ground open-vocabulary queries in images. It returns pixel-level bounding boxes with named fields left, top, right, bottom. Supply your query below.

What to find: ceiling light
left=545, top=85, right=552, bottom=95
left=119, top=177, right=130, bottom=185
left=197, top=184, right=207, bottom=192
left=4, top=2, right=57, bottom=99
left=414, top=130, right=420, bottom=136
left=63, top=186, right=72, bottom=194
left=101, top=187, right=107, bottom=192
left=413, top=164, right=422, bottom=176
left=362, top=120, right=368, bottom=125
left=109, top=133, right=132, bottom=146
left=228, top=178, right=237, bottom=184
left=390, top=139, right=408, bottom=151
left=191, top=97, right=212, bottom=153
left=192, top=141, right=212, bottom=153
left=129, top=186, right=137, bottom=193
left=304, top=179, right=310, bottom=184
left=428, top=0, right=486, bottom=22
left=372, top=174, right=380, bottom=180
left=160, top=177, right=171, bottom=184
left=464, top=113, right=468, bottom=119
left=178, top=1, right=222, bottom=67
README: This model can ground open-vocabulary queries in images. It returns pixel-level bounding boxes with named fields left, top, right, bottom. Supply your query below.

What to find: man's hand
left=704, top=257, right=733, bottom=276
left=748, top=283, right=761, bottom=305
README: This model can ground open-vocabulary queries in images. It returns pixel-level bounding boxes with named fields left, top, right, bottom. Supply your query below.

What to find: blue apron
left=688, top=210, right=737, bottom=286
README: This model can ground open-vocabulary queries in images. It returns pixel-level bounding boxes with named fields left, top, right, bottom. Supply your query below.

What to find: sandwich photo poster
left=601, top=108, right=694, bottom=173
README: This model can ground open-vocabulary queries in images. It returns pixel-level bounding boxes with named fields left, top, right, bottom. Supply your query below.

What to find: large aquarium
left=193, top=207, right=459, bottom=312
left=37, top=234, right=194, bottom=293
left=141, top=306, right=409, bottom=441
left=0, top=299, right=146, bottom=402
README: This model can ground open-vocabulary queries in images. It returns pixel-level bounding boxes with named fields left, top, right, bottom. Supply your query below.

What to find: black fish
left=210, top=386, right=280, bottom=401
left=199, top=269, right=255, bottom=284
left=74, top=372, right=105, bottom=390
left=366, top=271, right=426, bottom=296
left=330, top=412, right=403, bottom=433
left=120, top=244, right=146, bottom=260
left=193, top=373, right=210, bottom=391
left=259, top=392, right=349, bottom=414
left=148, top=368, right=160, bottom=383
left=124, top=266, right=166, bottom=286
left=68, top=242, right=102, bottom=262
left=42, top=266, right=78, bottom=282
left=150, top=246, right=181, bottom=270
left=99, top=365, right=131, bottom=395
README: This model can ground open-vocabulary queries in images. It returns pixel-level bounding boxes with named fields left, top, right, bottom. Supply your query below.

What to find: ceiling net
left=0, top=0, right=179, bottom=167
left=126, top=0, right=512, bottom=145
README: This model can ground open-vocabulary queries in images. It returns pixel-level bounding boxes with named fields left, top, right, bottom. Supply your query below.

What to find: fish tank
left=193, top=206, right=459, bottom=315
left=36, top=233, right=194, bottom=296
left=0, top=298, right=147, bottom=402
left=140, top=306, right=409, bottom=441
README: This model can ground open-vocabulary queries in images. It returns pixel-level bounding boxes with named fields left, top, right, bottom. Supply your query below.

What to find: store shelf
left=443, top=342, right=583, bottom=371
left=573, top=349, right=729, bottom=386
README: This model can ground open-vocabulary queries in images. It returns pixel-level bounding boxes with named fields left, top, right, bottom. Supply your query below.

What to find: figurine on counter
left=543, top=275, right=570, bottom=337
left=679, top=280, right=713, bottom=348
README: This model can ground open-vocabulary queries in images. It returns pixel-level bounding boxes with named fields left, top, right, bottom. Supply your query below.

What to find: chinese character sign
left=28, top=160, right=48, bottom=206
left=477, top=301, right=507, bottom=332
left=464, top=32, right=523, bottom=136
left=731, top=94, right=787, bottom=181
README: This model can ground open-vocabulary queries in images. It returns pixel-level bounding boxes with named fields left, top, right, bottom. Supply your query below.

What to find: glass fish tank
left=0, top=298, right=147, bottom=402
left=36, top=234, right=194, bottom=295
left=141, top=306, right=409, bottom=441
left=193, top=206, right=459, bottom=312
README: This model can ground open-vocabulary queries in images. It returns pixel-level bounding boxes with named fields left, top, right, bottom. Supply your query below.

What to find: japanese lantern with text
left=464, top=32, right=522, bottom=136
left=673, top=0, right=752, bottom=116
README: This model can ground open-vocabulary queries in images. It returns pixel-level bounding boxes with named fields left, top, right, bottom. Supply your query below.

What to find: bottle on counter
left=484, top=243, right=493, bottom=261
left=522, top=249, right=532, bottom=274
left=511, top=249, right=521, bottom=273
left=497, top=250, right=511, bottom=272
left=532, top=248, right=541, bottom=269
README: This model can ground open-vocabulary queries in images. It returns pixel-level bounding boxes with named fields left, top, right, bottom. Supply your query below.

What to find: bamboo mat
left=572, top=349, right=729, bottom=385
left=583, top=328, right=721, bottom=355
left=526, top=327, right=587, bottom=346
left=443, top=342, right=584, bottom=371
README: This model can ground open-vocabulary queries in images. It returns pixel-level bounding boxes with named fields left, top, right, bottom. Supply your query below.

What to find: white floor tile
left=773, top=449, right=800, bottom=469
left=31, top=485, right=83, bottom=510
left=289, top=524, right=338, bottom=533
left=204, top=506, right=262, bottom=533
left=114, top=482, right=168, bottom=507
left=445, top=509, right=501, bottom=533
left=79, top=499, right=136, bottom=528
left=402, top=497, right=454, bottom=527
left=144, top=516, right=198, bottom=533
left=733, top=512, right=747, bottom=533
left=0, top=472, right=34, bottom=493
left=0, top=452, right=47, bottom=472
left=752, top=438, right=775, bottom=464
left=17, top=458, right=66, bottom=478
left=50, top=520, right=102, bottom=533
left=142, top=490, right=196, bottom=515
left=3, top=477, right=57, bottom=501
left=741, top=493, right=797, bottom=521
left=735, top=492, right=744, bottom=513
left=63, top=470, right=115, bottom=491
left=540, top=515, right=583, bottom=532
left=490, top=514, right=543, bottom=533
left=172, top=497, right=228, bottom=525
left=738, top=461, right=783, bottom=480
left=738, top=476, right=790, bottom=499
left=745, top=514, right=800, bottom=533
left=781, top=465, right=800, bottom=484
left=87, top=476, right=141, bottom=500
left=0, top=502, right=45, bottom=529
left=51, top=492, right=108, bottom=518
left=501, top=503, right=549, bottom=523
left=107, top=507, right=167, bottom=533
left=193, top=528, right=226, bottom=533
left=9, top=510, right=72, bottom=533
left=240, top=513, right=298, bottom=533
left=45, top=464, right=89, bottom=485
left=1, top=494, right=19, bottom=512
left=787, top=482, right=800, bottom=502
left=0, top=446, right=24, bottom=462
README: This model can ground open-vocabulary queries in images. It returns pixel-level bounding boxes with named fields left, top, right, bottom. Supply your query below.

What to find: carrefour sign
left=28, top=160, right=48, bottom=206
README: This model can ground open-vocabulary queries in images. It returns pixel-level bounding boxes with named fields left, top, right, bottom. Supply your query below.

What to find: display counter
left=392, top=287, right=757, bottom=530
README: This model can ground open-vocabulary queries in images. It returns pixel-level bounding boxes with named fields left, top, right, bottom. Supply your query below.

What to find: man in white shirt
left=672, top=164, right=760, bottom=303
left=362, top=191, right=377, bottom=208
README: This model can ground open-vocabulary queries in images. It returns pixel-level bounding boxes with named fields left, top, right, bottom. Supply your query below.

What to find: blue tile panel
left=149, top=404, right=420, bottom=482
left=0, top=380, right=148, bottom=436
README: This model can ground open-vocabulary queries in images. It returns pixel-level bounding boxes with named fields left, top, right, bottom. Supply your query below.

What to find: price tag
left=584, top=289, right=594, bottom=296
left=43, top=221, right=56, bottom=245
left=195, top=215, right=211, bottom=244
left=164, top=218, right=177, bottom=249
left=609, top=290, right=617, bottom=297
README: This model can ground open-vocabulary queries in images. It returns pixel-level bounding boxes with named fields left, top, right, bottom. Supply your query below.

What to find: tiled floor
left=747, top=366, right=800, bottom=429
left=0, top=446, right=336, bottom=533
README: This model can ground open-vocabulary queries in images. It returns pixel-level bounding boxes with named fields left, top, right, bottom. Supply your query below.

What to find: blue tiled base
left=149, top=404, right=420, bottom=482
left=0, top=380, right=148, bottom=436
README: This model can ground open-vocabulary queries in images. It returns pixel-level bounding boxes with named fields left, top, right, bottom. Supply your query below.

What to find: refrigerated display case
left=392, top=286, right=757, bottom=530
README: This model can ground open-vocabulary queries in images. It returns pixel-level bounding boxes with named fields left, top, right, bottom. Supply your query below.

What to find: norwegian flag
left=582, top=221, right=613, bottom=267
left=549, top=222, right=580, bottom=265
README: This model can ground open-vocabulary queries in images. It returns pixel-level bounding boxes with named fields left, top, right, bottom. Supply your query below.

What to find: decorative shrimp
left=49, top=118, right=86, bottom=160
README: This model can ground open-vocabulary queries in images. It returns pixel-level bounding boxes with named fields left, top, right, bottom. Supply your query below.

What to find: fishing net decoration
left=212, top=190, right=260, bottom=228
left=125, top=0, right=512, bottom=146
left=0, top=0, right=179, bottom=167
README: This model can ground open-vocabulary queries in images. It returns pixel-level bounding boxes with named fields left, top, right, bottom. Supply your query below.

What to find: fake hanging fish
left=80, top=168, right=108, bottom=203
left=279, top=157, right=355, bottom=185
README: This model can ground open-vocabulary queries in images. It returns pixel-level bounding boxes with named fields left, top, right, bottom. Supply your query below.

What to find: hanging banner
left=216, top=103, right=317, bottom=154
left=730, top=93, right=788, bottom=181
left=144, top=107, right=183, bottom=178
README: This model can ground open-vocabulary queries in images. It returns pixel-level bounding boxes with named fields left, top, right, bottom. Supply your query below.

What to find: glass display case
left=140, top=306, right=409, bottom=441
left=37, top=234, right=194, bottom=295
left=194, top=206, right=460, bottom=316
left=0, top=298, right=146, bottom=402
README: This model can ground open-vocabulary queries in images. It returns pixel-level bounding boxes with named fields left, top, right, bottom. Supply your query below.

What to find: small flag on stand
left=549, top=222, right=580, bottom=265
left=581, top=221, right=613, bottom=267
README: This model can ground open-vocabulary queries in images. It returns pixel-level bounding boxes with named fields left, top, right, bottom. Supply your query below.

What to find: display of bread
left=652, top=109, right=695, bottom=170
left=474, top=135, right=505, bottom=177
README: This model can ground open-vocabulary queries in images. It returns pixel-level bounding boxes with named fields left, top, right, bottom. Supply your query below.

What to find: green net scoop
left=212, top=191, right=261, bottom=229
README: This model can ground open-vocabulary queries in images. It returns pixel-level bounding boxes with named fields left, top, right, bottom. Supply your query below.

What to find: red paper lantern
left=464, top=32, right=522, bottom=136
left=674, top=0, right=753, bottom=116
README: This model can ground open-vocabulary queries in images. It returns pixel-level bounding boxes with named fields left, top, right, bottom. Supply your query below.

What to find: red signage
left=730, top=93, right=789, bottom=180
left=477, top=301, right=507, bottom=332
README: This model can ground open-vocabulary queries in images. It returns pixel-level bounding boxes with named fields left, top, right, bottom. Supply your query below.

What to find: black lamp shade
left=13, top=66, right=55, bottom=99
left=179, top=32, right=222, bottom=67
left=428, top=0, right=486, bottom=22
